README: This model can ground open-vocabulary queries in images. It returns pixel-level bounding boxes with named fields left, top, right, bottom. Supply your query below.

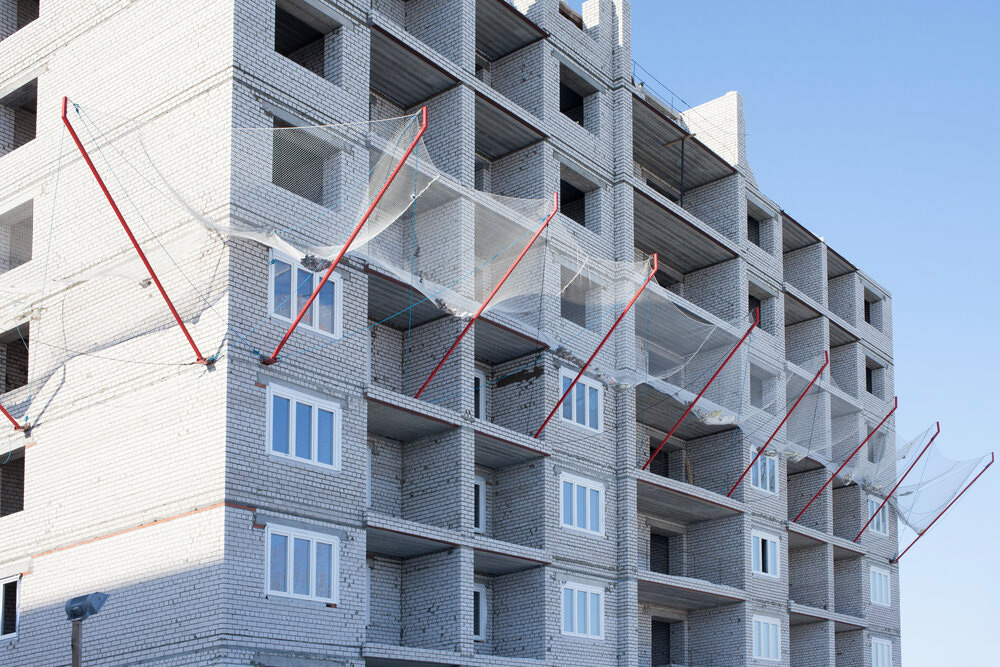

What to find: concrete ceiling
left=474, top=317, right=546, bottom=365
left=370, top=26, right=458, bottom=108
left=636, top=476, right=743, bottom=525
left=475, top=0, right=546, bottom=61
left=637, top=573, right=745, bottom=610
left=474, top=428, right=547, bottom=469
left=367, top=266, right=450, bottom=330
left=474, top=93, right=545, bottom=162
left=633, top=189, right=735, bottom=277
left=366, top=395, right=458, bottom=442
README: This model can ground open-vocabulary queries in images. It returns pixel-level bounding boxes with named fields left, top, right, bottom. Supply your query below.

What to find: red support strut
left=642, top=307, right=759, bottom=471
left=263, top=107, right=429, bottom=365
left=727, top=350, right=828, bottom=497
left=892, top=452, right=993, bottom=563
left=0, top=403, right=24, bottom=431
left=414, top=192, right=559, bottom=399
left=61, top=97, right=211, bottom=365
left=792, top=396, right=898, bottom=524
left=534, top=254, right=659, bottom=439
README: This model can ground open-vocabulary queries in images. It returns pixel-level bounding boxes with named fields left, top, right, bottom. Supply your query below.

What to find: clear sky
left=623, top=1, right=998, bottom=663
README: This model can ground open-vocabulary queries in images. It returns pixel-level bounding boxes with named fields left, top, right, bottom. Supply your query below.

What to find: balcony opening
left=558, top=2, right=584, bottom=30
left=0, top=323, right=28, bottom=393
left=0, top=78, right=37, bottom=157
left=0, top=199, right=31, bottom=274
left=867, top=422, right=886, bottom=463
left=863, top=287, right=883, bottom=331
left=560, top=265, right=600, bottom=329
left=749, top=366, right=777, bottom=414
left=0, top=452, right=23, bottom=517
left=651, top=619, right=679, bottom=667
left=559, top=63, right=598, bottom=131
left=271, top=117, right=344, bottom=207
left=274, top=0, right=343, bottom=84
left=748, top=282, right=775, bottom=335
left=747, top=214, right=761, bottom=248
left=0, top=0, right=38, bottom=41
left=865, top=357, right=883, bottom=398
left=559, top=162, right=599, bottom=231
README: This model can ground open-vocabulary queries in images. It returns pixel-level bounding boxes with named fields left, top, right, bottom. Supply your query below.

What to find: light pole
left=64, top=593, right=109, bottom=666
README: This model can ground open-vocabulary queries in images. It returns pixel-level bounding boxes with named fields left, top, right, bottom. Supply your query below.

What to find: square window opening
left=561, top=581, right=603, bottom=638
left=560, top=472, right=604, bottom=536
left=269, top=251, right=343, bottom=339
left=0, top=78, right=37, bottom=158
left=559, top=63, right=598, bottom=130
left=0, top=200, right=32, bottom=274
left=558, top=369, right=603, bottom=433
left=0, top=452, right=24, bottom=517
left=865, top=358, right=884, bottom=397
left=266, top=524, right=339, bottom=603
left=0, top=575, right=19, bottom=639
left=751, top=530, right=780, bottom=577
left=0, top=322, right=29, bottom=394
left=863, top=287, right=884, bottom=331
left=559, top=163, right=599, bottom=230
left=267, top=382, right=343, bottom=471
left=748, top=283, right=775, bottom=334
left=274, top=0, right=343, bottom=83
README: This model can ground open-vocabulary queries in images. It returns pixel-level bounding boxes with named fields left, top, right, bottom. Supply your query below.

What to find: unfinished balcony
left=0, top=77, right=36, bottom=158
left=369, top=20, right=458, bottom=119
left=474, top=0, right=546, bottom=121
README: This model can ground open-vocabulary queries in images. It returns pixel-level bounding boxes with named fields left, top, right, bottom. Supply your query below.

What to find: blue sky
left=624, top=1, right=998, bottom=663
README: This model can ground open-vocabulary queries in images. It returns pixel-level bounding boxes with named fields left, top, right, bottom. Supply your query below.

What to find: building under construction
left=0, top=0, right=992, bottom=665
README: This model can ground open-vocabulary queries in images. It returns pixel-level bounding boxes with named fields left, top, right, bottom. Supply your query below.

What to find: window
left=0, top=323, right=28, bottom=393
left=561, top=582, right=603, bottom=639
left=558, top=64, right=598, bottom=129
left=752, top=530, right=780, bottom=577
left=864, top=298, right=872, bottom=324
left=559, top=369, right=602, bottom=432
left=560, top=265, right=599, bottom=328
left=266, top=524, right=339, bottom=603
left=747, top=214, right=762, bottom=248
left=752, top=615, right=780, bottom=661
left=364, top=562, right=371, bottom=626
left=365, top=446, right=372, bottom=508
left=473, top=476, right=486, bottom=534
left=269, top=251, right=342, bottom=338
left=0, top=454, right=24, bottom=517
left=751, top=455, right=777, bottom=494
left=868, top=498, right=888, bottom=536
left=0, top=575, right=17, bottom=639
left=473, top=368, right=486, bottom=420
left=872, top=637, right=892, bottom=667
left=274, top=0, right=343, bottom=83
left=473, top=583, right=487, bottom=641
left=0, top=200, right=32, bottom=275
left=870, top=566, right=890, bottom=607
left=0, top=78, right=36, bottom=158
left=1, top=1, right=39, bottom=42
left=267, top=383, right=342, bottom=470
left=559, top=163, right=599, bottom=229
left=560, top=472, right=603, bottom=536
left=865, top=366, right=874, bottom=394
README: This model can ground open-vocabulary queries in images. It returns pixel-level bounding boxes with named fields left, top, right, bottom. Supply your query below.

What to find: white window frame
left=560, top=581, right=604, bottom=639
left=560, top=472, right=604, bottom=537
left=868, top=498, right=888, bottom=536
left=266, top=382, right=343, bottom=471
left=265, top=524, right=340, bottom=604
left=365, top=562, right=371, bottom=626
left=751, top=529, right=780, bottom=578
left=750, top=454, right=778, bottom=494
left=473, top=583, right=487, bottom=641
left=870, top=565, right=890, bottom=607
left=871, top=637, right=892, bottom=667
left=0, top=574, right=19, bottom=640
left=269, top=250, right=343, bottom=339
left=473, top=476, right=486, bottom=534
left=473, top=368, right=487, bottom=420
left=558, top=368, right=603, bottom=433
left=752, top=614, right=781, bottom=661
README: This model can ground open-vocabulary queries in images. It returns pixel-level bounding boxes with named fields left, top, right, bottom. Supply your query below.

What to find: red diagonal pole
left=62, top=97, right=210, bottom=364
left=727, top=351, right=828, bottom=497
left=892, top=452, right=993, bottom=563
left=0, top=403, right=24, bottom=431
left=792, top=396, right=898, bottom=523
left=854, top=421, right=940, bottom=541
left=534, top=255, right=659, bottom=439
left=414, top=192, right=558, bottom=399
left=263, top=107, right=429, bottom=365
left=642, top=308, right=759, bottom=471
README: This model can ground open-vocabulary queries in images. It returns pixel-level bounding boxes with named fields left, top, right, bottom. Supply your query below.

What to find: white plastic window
left=0, top=575, right=19, bottom=639
left=559, top=369, right=602, bottom=432
left=752, top=530, right=780, bottom=577
left=752, top=615, right=781, bottom=661
left=560, top=472, right=604, bottom=536
left=870, top=566, right=890, bottom=607
left=473, top=583, right=487, bottom=641
left=270, top=251, right=343, bottom=338
left=561, top=582, right=603, bottom=638
left=751, top=455, right=778, bottom=494
left=474, top=476, right=486, bottom=534
left=871, top=637, right=892, bottom=667
left=268, top=383, right=342, bottom=470
left=473, top=368, right=486, bottom=420
left=868, top=498, right=888, bottom=536
left=266, top=525, right=339, bottom=603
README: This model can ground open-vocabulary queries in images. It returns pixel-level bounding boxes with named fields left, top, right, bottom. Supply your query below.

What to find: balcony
left=637, top=570, right=746, bottom=611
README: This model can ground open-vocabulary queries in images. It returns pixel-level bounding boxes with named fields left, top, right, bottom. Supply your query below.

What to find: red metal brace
left=854, top=421, right=940, bottom=542
left=534, top=254, right=659, bottom=439
left=642, top=307, right=759, bottom=471
left=792, top=396, right=898, bottom=523
left=61, top=97, right=211, bottom=365
left=892, top=452, right=993, bottom=563
left=414, top=192, right=559, bottom=399
left=0, top=403, right=24, bottom=431
left=263, top=107, right=429, bottom=365
left=727, top=350, right=828, bottom=497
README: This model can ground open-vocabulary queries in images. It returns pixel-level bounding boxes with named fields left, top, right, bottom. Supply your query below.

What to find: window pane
left=589, top=592, right=600, bottom=636
left=269, top=533, right=288, bottom=592
left=317, top=280, right=335, bottom=333
left=562, top=481, right=573, bottom=526
left=767, top=459, right=776, bottom=491
left=576, top=485, right=587, bottom=529
left=315, top=542, right=333, bottom=599
left=753, top=537, right=761, bottom=572
left=474, top=481, right=482, bottom=530
left=575, top=384, right=586, bottom=425
left=562, top=376, right=573, bottom=419
left=295, top=402, right=312, bottom=460
left=770, top=624, right=778, bottom=658
left=589, top=488, right=600, bottom=532
left=473, top=589, right=481, bottom=636
left=767, top=539, right=777, bottom=574
left=473, top=376, right=482, bottom=419
left=274, top=260, right=292, bottom=318
left=576, top=590, right=587, bottom=634
left=272, top=395, right=290, bottom=455
left=2, top=581, right=16, bottom=636
left=562, top=588, right=573, bottom=633
left=753, top=621, right=761, bottom=657
left=317, top=409, right=334, bottom=465
left=297, top=268, right=314, bottom=326
left=293, top=537, right=311, bottom=595
left=588, top=386, right=598, bottom=429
